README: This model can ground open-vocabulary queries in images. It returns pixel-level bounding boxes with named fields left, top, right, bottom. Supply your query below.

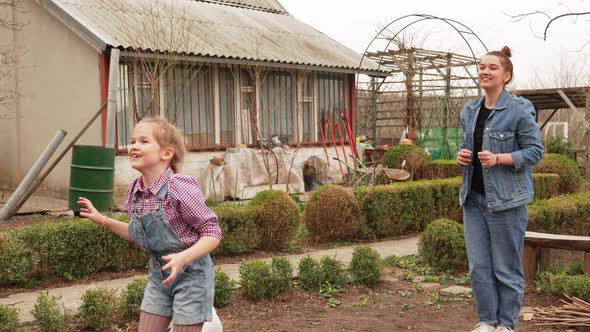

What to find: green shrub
left=298, top=256, right=321, bottom=291
left=528, top=192, right=590, bottom=236
left=214, top=270, right=235, bottom=308
left=354, top=178, right=461, bottom=238
left=270, top=257, right=293, bottom=295
left=290, top=195, right=305, bottom=212
left=533, top=153, right=582, bottom=194
left=0, top=218, right=147, bottom=287
left=79, top=287, right=119, bottom=332
left=319, top=256, right=345, bottom=288
left=537, top=272, right=590, bottom=302
left=119, top=278, right=147, bottom=321
left=418, top=218, right=467, bottom=272
left=349, top=246, right=381, bottom=285
left=249, top=190, right=300, bottom=250
left=533, top=173, right=560, bottom=200
left=567, top=260, right=586, bottom=276
left=298, top=256, right=345, bottom=291
left=303, top=185, right=364, bottom=242
left=381, top=254, right=400, bottom=267
left=212, top=205, right=259, bottom=255
left=419, top=160, right=462, bottom=179
left=32, top=291, right=69, bottom=332
left=0, top=304, right=19, bottom=332
left=543, top=136, right=575, bottom=160
left=381, top=144, right=430, bottom=179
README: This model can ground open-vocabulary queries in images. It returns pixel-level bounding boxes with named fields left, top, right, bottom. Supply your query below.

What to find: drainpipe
left=105, top=49, right=120, bottom=148
left=0, top=130, right=67, bottom=220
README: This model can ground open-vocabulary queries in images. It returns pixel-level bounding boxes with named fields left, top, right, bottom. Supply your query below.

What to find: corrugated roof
left=198, top=0, right=288, bottom=14
left=42, top=0, right=384, bottom=74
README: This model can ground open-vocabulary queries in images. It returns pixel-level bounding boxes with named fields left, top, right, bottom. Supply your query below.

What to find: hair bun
left=500, top=46, right=512, bottom=58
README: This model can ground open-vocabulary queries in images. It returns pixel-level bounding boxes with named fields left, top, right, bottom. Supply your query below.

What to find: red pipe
left=343, top=109, right=358, bottom=159
left=326, top=115, right=345, bottom=178
left=318, top=114, right=331, bottom=167
left=335, top=122, right=348, bottom=164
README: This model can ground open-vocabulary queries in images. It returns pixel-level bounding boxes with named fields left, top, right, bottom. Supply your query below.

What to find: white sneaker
left=471, top=322, right=496, bottom=332
left=494, top=326, right=513, bottom=332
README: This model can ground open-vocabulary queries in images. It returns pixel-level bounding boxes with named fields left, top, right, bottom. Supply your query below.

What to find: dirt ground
left=217, top=271, right=585, bottom=332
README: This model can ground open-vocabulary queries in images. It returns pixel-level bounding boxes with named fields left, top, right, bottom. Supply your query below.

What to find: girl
left=78, top=117, right=222, bottom=332
left=457, top=46, right=543, bottom=332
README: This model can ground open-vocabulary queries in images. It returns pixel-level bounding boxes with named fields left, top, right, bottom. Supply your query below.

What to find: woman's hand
left=77, top=197, right=104, bottom=225
left=457, top=149, right=473, bottom=166
left=161, top=252, right=189, bottom=285
left=478, top=150, right=498, bottom=167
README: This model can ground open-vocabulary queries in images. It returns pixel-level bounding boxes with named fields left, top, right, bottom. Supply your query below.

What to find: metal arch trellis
left=355, top=14, right=488, bottom=158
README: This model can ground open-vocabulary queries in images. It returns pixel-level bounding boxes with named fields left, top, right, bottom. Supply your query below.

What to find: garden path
left=0, top=237, right=419, bottom=323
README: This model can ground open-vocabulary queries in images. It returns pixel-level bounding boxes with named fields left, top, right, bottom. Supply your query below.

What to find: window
left=219, top=67, right=236, bottom=146
left=116, top=62, right=215, bottom=150
left=258, top=70, right=295, bottom=143
left=317, top=73, right=348, bottom=143
left=115, top=61, right=353, bottom=150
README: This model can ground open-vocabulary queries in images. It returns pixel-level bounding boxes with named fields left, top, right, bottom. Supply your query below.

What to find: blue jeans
left=463, top=191, right=528, bottom=330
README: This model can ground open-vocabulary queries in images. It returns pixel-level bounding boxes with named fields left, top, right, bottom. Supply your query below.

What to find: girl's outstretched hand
left=77, top=197, right=103, bottom=225
left=161, top=252, right=188, bottom=285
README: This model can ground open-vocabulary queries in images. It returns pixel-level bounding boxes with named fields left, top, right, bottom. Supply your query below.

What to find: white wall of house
left=0, top=0, right=102, bottom=198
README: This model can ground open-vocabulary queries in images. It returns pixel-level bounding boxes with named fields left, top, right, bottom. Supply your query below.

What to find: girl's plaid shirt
left=124, top=167, right=222, bottom=247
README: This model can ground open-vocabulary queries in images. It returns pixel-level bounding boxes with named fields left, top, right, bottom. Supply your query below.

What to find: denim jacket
left=458, top=89, right=544, bottom=212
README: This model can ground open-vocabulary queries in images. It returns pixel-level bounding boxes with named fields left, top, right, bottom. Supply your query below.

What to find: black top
left=471, top=103, right=493, bottom=195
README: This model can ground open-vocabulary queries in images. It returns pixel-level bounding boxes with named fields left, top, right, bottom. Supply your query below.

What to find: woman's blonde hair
left=137, top=117, right=186, bottom=173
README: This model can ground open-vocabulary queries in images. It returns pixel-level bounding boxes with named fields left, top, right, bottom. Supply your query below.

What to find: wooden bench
left=523, top=231, right=590, bottom=285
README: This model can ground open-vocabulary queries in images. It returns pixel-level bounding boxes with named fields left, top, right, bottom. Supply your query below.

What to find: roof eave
left=119, top=49, right=388, bottom=76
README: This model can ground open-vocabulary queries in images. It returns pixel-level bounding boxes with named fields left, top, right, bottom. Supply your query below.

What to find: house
left=0, top=0, right=385, bottom=205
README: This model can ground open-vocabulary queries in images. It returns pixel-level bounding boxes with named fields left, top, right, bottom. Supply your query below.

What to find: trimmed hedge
left=354, top=178, right=462, bottom=238
left=212, top=204, right=259, bottom=255
left=537, top=272, right=590, bottom=302
left=528, top=192, right=590, bottom=236
left=532, top=153, right=582, bottom=194
left=419, top=160, right=462, bottom=180
left=0, top=218, right=147, bottom=287
left=353, top=174, right=560, bottom=239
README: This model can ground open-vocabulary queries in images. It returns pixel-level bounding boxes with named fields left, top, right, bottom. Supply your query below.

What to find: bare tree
left=0, top=0, right=25, bottom=119
left=508, top=8, right=590, bottom=50
left=114, top=0, right=206, bottom=123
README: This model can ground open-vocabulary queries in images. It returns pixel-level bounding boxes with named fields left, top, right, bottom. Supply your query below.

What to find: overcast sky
left=280, top=0, right=590, bottom=89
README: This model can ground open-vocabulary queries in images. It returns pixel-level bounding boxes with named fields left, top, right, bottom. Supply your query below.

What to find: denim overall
left=128, top=181, right=214, bottom=325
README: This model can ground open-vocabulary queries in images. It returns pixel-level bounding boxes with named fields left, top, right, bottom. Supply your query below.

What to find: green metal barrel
left=68, top=145, right=116, bottom=213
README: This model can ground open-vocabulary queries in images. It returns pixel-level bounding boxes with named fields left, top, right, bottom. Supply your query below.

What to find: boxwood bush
left=532, top=153, right=582, bottom=194
left=528, top=192, right=590, bottom=236
left=212, top=204, right=259, bottom=255
left=249, top=190, right=300, bottom=250
left=419, top=160, right=462, bottom=179
left=0, top=218, right=147, bottom=287
left=354, top=178, right=462, bottom=238
left=418, top=218, right=467, bottom=272
left=303, top=185, right=364, bottom=242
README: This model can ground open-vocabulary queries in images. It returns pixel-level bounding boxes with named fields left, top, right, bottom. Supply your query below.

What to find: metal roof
left=198, top=0, right=288, bottom=14
left=513, top=87, right=589, bottom=110
left=40, top=0, right=384, bottom=75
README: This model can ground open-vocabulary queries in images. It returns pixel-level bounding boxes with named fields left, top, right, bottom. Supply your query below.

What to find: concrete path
left=0, top=237, right=418, bottom=324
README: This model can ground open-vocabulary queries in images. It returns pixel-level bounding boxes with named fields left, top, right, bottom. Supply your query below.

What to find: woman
left=456, top=46, right=543, bottom=332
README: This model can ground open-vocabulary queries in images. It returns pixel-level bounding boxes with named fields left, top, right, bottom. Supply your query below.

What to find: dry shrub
left=381, top=144, right=430, bottom=179
left=303, top=185, right=364, bottom=242
left=250, top=190, right=300, bottom=250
